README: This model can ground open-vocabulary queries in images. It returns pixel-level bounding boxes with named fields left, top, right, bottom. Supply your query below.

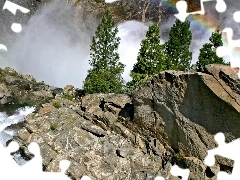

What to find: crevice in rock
left=99, top=98, right=105, bottom=111
left=119, top=103, right=134, bottom=120
left=81, top=125, right=107, bottom=137
left=205, top=166, right=215, bottom=178
left=219, top=163, right=233, bottom=174
left=75, top=88, right=85, bottom=99
left=165, top=72, right=174, bottom=84
left=65, top=172, right=77, bottom=180
left=107, top=102, right=122, bottom=109
left=170, top=149, right=187, bottom=169
left=204, top=66, right=240, bottom=107
left=80, top=106, right=86, bottom=112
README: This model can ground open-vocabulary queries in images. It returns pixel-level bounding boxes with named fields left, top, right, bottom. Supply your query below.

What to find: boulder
left=132, top=64, right=240, bottom=167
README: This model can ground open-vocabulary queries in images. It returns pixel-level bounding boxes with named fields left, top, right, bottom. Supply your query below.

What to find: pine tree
left=197, top=29, right=226, bottom=70
left=127, top=23, right=167, bottom=92
left=83, top=10, right=125, bottom=94
left=165, top=19, right=192, bottom=71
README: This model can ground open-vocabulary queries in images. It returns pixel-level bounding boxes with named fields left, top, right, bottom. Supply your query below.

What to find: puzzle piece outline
left=0, top=0, right=30, bottom=51
left=204, top=133, right=240, bottom=180
left=175, top=0, right=227, bottom=22
left=154, top=164, right=190, bottom=180
left=0, top=141, right=72, bottom=180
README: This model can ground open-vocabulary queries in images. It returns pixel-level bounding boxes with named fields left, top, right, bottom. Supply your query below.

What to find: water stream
left=0, top=106, right=35, bottom=165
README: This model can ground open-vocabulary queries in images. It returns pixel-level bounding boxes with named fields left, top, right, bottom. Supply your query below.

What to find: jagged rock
left=4, top=75, right=23, bottom=85
left=116, top=148, right=134, bottom=158
left=10, top=92, right=163, bottom=179
left=23, top=74, right=36, bottom=82
left=132, top=64, right=240, bottom=168
left=64, top=85, right=74, bottom=92
left=184, top=157, right=207, bottom=179
left=49, top=86, right=63, bottom=96
left=17, top=128, right=31, bottom=142
left=38, top=106, right=55, bottom=115
left=0, top=68, right=57, bottom=107
left=81, top=124, right=107, bottom=137
left=3, top=64, right=240, bottom=179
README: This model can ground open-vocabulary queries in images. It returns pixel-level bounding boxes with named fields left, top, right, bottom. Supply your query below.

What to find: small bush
left=52, top=102, right=61, bottom=108
left=62, top=94, right=75, bottom=101
left=50, top=124, right=57, bottom=130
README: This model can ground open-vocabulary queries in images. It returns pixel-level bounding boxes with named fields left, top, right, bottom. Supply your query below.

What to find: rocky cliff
left=1, top=64, right=240, bottom=179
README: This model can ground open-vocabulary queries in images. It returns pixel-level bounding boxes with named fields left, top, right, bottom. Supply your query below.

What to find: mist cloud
left=7, top=0, right=95, bottom=88
left=117, top=20, right=149, bottom=82
left=6, top=0, right=240, bottom=88
left=7, top=0, right=149, bottom=88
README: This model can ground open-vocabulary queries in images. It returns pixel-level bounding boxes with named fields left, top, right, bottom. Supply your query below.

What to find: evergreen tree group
left=83, top=10, right=228, bottom=94
left=127, top=19, right=192, bottom=91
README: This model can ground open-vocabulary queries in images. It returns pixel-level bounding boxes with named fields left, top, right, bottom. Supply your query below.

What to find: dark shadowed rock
left=116, top=148, right=134, bottom=158
left=81, top=124, right=107, bottom=137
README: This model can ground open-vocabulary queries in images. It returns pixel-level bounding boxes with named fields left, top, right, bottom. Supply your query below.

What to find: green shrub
left=50, top=124, right=57, bottom=130
left=62, top=94, right=76, bottom=101
left=52, top=102, right=61, bottom=108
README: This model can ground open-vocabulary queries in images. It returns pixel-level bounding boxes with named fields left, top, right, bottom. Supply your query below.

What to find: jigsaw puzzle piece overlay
left=3, top=0, right=30, bottom=15
left=0, top=0, right=30, bottom=51
left=216, top=28, right=240, bottom=77
left=0, top=0, right=30, bottom=50
left=0, top=44, right=8, bottom=51
left=154, top=165, right=190, bottom=180
left=2, top=0, right=29, bottom=33
left=233, top=11, right=240, bottom=23
left=204, top=132, right=240, bottom=180
left=0, top=141, right=21, bottom=177
left=105, top=0, right=118, bottom=3
left=175, top=0, right=227, bottom=22
left=21, top=142, right=71, bottom=179
left=0, top=141, right=72, bottom=179
left=20, top=142, right=43, bottom=173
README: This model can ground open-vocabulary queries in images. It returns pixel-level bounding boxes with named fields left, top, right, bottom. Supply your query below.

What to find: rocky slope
left=1, top=64, right=240, bottom=179
left=0, top=67, right=62, bottom=114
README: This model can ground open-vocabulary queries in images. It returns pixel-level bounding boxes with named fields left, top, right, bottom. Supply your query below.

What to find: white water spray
left=0, top=106, right=35, bottom=146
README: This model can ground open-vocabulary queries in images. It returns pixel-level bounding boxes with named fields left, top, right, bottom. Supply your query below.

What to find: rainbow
left=162, top=0, right=220, bottom=30
left=161, top=0, right=236, bottom=62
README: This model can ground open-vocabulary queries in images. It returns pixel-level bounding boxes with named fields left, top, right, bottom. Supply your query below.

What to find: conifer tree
left=165, top=19, right=192, bottom=71
left=127, top=23, right=167, bottom=92
left=83, top=10, right=125, bottom=94
left=197, top=29, right=226, bottom=70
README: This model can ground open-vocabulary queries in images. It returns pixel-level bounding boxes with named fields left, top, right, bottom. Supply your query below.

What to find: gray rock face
left=3, top=64, right=240, bottom=179
left=11, top=96, right=165, bottom=179
left=116, top=148, right=134, bottom=158
left=132, top=64, right=240, bottom=176
left=0, top=67, right=60, bottom=114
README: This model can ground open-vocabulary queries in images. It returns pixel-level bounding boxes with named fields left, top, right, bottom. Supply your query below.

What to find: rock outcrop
left=0, top=67, right=62, bottom=114
left=2, top=64, right=240, bottom=179
left=10, top=93, right=168, bottom=179
left=132, top=64, right=240, bottom=178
